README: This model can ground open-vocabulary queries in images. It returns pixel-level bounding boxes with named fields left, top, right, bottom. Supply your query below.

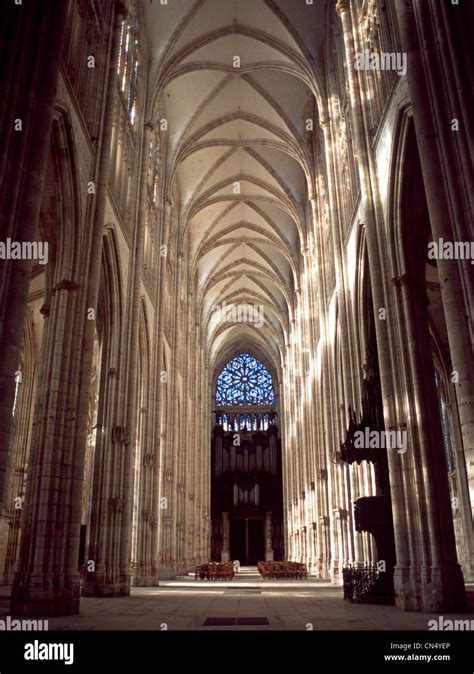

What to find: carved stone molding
left=391, top=273, right=411, bottom=288
left=143, top=452, right=155, bottom=468
left=112, top=425, right=128, bottom=444
left=335, top=508, right=349, bottom=521
left=54, top=279, right=79, bottom=293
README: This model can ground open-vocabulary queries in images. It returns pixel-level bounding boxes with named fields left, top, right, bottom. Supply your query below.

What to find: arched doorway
left=210, top=353, right=284, bottom=565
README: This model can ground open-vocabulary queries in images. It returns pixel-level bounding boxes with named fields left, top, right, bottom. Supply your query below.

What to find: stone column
left=395, top=0, right=474, bottom=523
left=336, top=0, right=466, bottom=611
left=392, top=272, right=466, bottom=611
left=333, top=0, right=414, bottom=603
left=309, top=193, right=333, bottom=579
left=80, top=2, right=131, bottom=600
left=2, top=322, right=35, bottom=584
left=265, top=512, right=274, bottom=562
left=279, top=373, right=289, bottom=559
left=124, top=121, right=156, bottom=587
left=174, top=254, right=186, bottom=576
left=221, top=512, right=230, bottom=562
left=161, top=231, right=181, bottom=579
left=154, top=198, right=172, bottom=577
left=0, top=0, right=70, bottom=511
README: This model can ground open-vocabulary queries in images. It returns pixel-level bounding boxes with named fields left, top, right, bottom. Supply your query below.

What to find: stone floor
left=1, top=569, right=473, bottom=631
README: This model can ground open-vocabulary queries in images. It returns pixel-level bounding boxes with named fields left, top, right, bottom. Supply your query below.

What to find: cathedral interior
left=0, top=0, right=473, bottom=639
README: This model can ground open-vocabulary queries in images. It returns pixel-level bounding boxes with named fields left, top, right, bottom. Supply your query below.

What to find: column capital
left=319, top=115, right=331, bottom=129
left=336, top=0, right=349, bottom=16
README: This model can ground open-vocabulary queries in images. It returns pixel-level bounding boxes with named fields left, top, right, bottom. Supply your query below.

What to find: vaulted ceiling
left=143, top=0, right=328, bottom=378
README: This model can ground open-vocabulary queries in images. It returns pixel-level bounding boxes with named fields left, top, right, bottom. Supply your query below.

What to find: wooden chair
left=208, top=562, right=218, bottom=580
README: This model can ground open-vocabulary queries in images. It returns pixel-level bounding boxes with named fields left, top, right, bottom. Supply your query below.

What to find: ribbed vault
left=144, top=0, right=325, bottom=375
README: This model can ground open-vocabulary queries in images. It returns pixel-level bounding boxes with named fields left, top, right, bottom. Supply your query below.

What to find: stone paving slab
left=1, top=581, right=473, bottom=631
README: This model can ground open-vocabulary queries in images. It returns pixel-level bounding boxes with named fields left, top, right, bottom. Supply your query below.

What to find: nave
left=0, top=0, right=472, bottom=629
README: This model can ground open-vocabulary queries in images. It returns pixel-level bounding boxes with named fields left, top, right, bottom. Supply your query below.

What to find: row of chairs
left=195, top=561, right=236, bottom=580
left=258, top=561, right=308, bottom=579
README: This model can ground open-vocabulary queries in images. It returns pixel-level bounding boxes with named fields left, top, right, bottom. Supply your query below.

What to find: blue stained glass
left=216, top=353, right=275, bottom=406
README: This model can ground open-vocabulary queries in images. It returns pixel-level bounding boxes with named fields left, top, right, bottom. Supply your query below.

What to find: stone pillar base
left=265, top=551, right=274, bottom=561
left=394, top=563, right=466, bottom=612
left=394, top=564, right=422, bottom=611
left=316, top=558, right=328, bottom=579
left=10, top=574, right=80, bottom=617
left=81, top=573, right=130, bottom=598
left=133, top=575, right=160, bottom=587
left=176, top=563, right=190, bottom=576
left=158, top=566, right=178, bottom=580
left=422, top=564, right=466, bottom=612
left=221, top=550, right=230, bottom=562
